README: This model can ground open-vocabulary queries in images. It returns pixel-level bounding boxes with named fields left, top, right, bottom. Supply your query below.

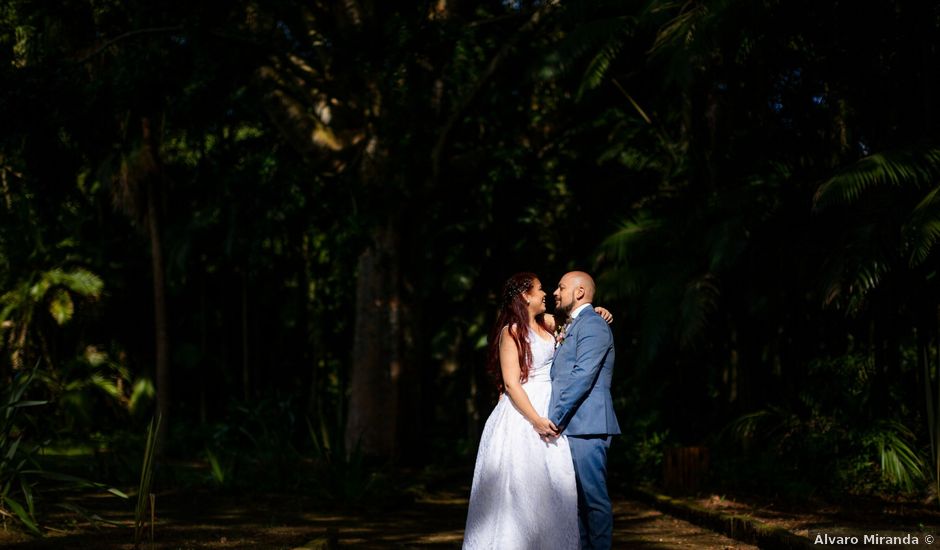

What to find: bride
left=462, top=272, right=611, bottom=549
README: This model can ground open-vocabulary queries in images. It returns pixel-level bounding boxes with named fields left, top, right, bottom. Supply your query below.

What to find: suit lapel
left=567, top=307, right=593, bottom=335
left=553, top=307, right=592, bottom=362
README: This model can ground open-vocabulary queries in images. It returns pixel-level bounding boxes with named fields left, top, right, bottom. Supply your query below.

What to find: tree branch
left=78, top=25, right=184, bottom=63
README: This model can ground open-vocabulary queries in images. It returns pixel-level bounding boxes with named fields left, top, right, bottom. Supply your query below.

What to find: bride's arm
left=547, top=309, right=612, bottom=328
left=543, top=313, right=557, bottom=332
left=499, top=326, right=557, bottom=435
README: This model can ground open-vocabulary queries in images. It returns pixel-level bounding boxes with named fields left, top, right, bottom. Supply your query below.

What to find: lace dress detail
left=463, top=327, right=579, bottom=549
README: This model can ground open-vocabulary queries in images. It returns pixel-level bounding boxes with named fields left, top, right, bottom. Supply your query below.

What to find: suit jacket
left=549, top=307, right=621, bottom=436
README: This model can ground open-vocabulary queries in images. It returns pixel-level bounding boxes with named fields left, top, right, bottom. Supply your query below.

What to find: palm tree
left=109, top=114, right=171, bottom=451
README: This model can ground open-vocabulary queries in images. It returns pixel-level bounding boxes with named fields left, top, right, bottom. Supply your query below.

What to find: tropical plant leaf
left=2, top=495, right=41, bottom=536
left=58, top=268, right=104, bottom=297
left=902, top=186, right=940, bottom=266
left=649, top=1, right=709, bottom=55
left=29, top=268, right=104, bottom=302
left=873, top=421, right=925, bottom=492
left=5, top=437, right=21, bottom=461
left=47, top=288, right=74, bottom=325
left=21, top=470, right=129, bottom=498
left=577, top=38, right=625, bottom=99
left=10, top=401, right=48, bottom=408
left=20, top=477, right=33, bottom=517
left=135, top=415, right=160, bottom=547
left=814, top=146, right=940, bottom=210
left=128, top=378, right=155, bottom=414
left=539, top=15, right=633, bottom=81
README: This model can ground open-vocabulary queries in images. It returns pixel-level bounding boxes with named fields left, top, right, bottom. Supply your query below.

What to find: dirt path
left=0, top=489, right=755, bottom=549
left=611, top=500, right=757, bottom=549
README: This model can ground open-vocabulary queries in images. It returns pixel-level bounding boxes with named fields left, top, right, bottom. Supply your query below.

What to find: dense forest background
left=2, top=0, right=940, bottom=530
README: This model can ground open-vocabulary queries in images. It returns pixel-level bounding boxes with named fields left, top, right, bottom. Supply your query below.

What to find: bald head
left=553, top=270, right=597, bottom=314
left=566, top=271, right=596, bottom=302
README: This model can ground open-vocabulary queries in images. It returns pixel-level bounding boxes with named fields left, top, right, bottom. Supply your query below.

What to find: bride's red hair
left=486, top=272, right=550, bottom=393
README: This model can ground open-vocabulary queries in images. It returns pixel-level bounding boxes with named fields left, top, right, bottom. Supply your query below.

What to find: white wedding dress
left=463, top=327, right=579, bottom=550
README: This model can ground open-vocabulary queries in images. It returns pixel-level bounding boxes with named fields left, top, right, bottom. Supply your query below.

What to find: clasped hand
left=532, top=417, right=560, bottom=440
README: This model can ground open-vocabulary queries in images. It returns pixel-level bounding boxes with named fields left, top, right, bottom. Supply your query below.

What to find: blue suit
left=549, top=306, right=620, bottom=550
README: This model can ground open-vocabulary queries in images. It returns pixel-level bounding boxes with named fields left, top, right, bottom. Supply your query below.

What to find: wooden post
left=663, top=446, right=710, bottom=494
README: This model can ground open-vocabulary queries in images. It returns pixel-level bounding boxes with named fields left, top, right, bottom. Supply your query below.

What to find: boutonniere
left=555, top=321, right=571, bottom=349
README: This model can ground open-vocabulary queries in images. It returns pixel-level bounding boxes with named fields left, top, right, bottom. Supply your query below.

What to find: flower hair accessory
left=499, top=278, right=531, bottom=309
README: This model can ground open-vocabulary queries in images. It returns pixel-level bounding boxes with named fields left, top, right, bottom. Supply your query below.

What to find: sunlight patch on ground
left=416, top=530, right=464, bottom=543
left=300, top=514, right=352, bottom=522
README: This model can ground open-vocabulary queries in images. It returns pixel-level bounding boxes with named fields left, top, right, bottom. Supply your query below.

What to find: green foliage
left=872, top=421, right=926, bottom=492
left=134, top=415, right=160, bottom=549
left=203, top=447, right=230, bottom=488
left=926, top=346, right=940, bottom=503
left=814, top=147, right=940, bottom=209
left=716, top=354, right=930, bottom=499
left=0, top=267, right=104, bottom=362
left=0, top=368, right=46, bottom=535
left=0, top=368, right=128, bottom=536
left=50, top=346, right=149, bottom=431
left=306, top=414, right=384, bottom=507
left=3, top=0, right=940, bottom=509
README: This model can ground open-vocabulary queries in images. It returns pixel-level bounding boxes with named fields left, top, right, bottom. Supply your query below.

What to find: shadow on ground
left=0, top=488, right=755, bottom=549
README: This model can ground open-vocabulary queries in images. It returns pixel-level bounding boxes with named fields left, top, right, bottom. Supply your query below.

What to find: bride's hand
left=595, top=306, right=614, bottom=324
left=532, top=416, right=558, bottom=437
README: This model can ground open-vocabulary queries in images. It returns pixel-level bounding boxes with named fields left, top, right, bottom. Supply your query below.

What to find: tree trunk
left=241, top=270, right=250, bottom=401
left=345, top=219, right=402, bottom=458
left=199, top=274, right=208, bottom=425
left=147, top=169, right=169, bottom=452
left=303, top=233, right=325, bottom=418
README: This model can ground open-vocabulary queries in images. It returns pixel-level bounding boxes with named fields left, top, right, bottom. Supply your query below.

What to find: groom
left=545, top=271, right=621, bottom=550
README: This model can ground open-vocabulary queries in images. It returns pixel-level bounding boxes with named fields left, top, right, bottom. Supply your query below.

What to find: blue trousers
left=568, top=435, right=613, bottom=550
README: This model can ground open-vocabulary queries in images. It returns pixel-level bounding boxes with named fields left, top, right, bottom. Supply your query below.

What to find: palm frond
left=539, top=16, right=634, bottom=81
left=649, top=1, right=708, bottom=56
left=821, top=259, right=892, bottom=313
left=576, top=35, right=627, bottom=99
left=703, top=215, right=748, bottom=273
left=598, top=215, right=666, bottom=266
left=28, top=268, right=103, bottom=301
left=817, top=226, right=895, bottom=312
left=718, top=407, right=790, bottom=449
left=677, top=274, right=719, bottom=348
left=872, top=421, right=925, bottom=492
left=814, top=146, right=940, bottom=210
left=903, top=186, right=940, bottom=266
left=639, top=280, right=682, bottom=364
left=596, top=264, right=643, bottom=299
